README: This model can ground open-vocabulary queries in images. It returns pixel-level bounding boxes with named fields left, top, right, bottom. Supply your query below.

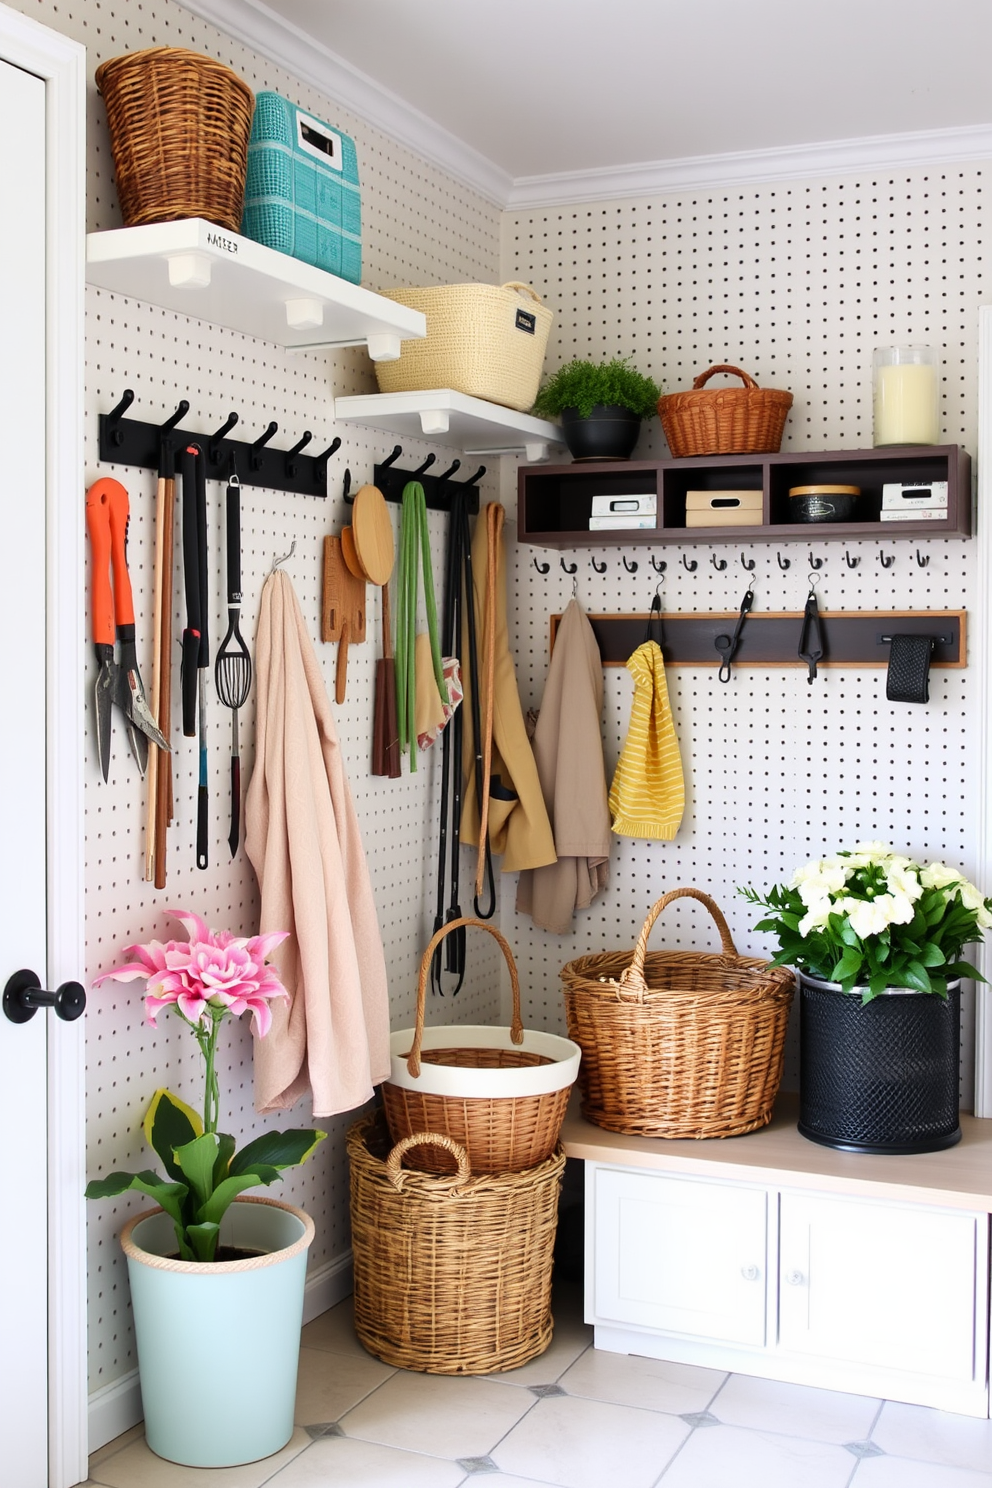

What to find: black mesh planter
left=798, top=973, right=961, bottom=1155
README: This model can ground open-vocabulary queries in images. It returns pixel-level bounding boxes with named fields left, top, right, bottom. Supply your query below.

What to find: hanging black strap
left=429, top=488, right=466, bottom=996
left=714, top=584, right=754, bottom=683
left=460, top=496, right=495, bottom=919
left=798, top=582, right=824, bottom=683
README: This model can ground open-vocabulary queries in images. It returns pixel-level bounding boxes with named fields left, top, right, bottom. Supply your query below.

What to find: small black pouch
left=886, top=633, right=934, bottom=704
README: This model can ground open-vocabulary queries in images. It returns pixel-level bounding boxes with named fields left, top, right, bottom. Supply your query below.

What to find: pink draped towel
left=245, top=569, right=391, bottom=1117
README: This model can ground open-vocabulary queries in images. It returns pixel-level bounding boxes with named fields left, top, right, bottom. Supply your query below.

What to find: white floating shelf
left=85, top=218, right=426, bottom=358
left=333, top=389, right=565, bottom=462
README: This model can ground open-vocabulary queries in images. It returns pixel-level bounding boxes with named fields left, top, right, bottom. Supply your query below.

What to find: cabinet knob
left=740, top=1264, right=760, bottom=1282
left=785, top=1269, right=806, bottom=1287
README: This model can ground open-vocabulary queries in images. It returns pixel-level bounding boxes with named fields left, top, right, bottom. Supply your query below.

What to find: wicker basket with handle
left=382, top=916, right=580, bottom=1174
left=560, top=887, right=795, bottom=1139
left=658, top=364, right=793, bottom=457
left=348, top=1115, right=564, bottom=1373
left=95, top=47, right=254, bottom=232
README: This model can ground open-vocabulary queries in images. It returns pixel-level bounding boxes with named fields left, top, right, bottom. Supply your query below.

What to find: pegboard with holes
left=500, top=168, right=986, bottom=1104
left=13, top=0, right=506, bottom=1399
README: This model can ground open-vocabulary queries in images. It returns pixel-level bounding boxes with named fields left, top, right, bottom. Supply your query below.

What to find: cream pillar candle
left=873, top=347, right=939, bottom=446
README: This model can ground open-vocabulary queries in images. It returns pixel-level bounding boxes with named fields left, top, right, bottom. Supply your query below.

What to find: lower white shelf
left=333, top=389, right=565, bottom=460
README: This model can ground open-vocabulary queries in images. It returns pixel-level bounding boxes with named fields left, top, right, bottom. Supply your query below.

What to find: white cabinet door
left=779, top=1191, right=985, bottom=1383
left=591, top=1166, right=768, bottom=1346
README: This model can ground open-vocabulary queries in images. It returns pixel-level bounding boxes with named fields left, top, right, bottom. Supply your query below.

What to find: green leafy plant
left=84, top=909, right=326, bottom=1262
left=532, top=356, right=661, bottom=419
left=741, top=842, right=992, bottom=1002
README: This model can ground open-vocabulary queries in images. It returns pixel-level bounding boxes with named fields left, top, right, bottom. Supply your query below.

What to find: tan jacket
left=460, top=504, right=556, bottom=874
left=516, top=598, right=611, bottom=933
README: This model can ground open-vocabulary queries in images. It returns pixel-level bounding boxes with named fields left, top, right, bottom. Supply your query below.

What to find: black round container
left=561, top=405, right=642, bottom=461
left=798, top=973, right=961, bottom=1154
left=788, top=484, right=860, bottom=522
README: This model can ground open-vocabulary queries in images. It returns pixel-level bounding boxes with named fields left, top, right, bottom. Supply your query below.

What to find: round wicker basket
left=96, top=47, right=254, bottom=232
left=383, top=916, right=580, bottom=1174
left=658, top=364, right=793, bottom=458
left=560, top=887, right=795, bottom=1139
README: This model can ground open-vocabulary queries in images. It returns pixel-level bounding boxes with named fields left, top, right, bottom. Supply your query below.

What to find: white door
left=591, top=1166, right=769, bottom=1346
left=0, top=53, right=53, bottom=1486
left=778, top=1191, right=984, bottom=1382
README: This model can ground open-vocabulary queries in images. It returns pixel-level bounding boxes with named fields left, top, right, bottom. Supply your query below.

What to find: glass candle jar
left=872, top=346, right=939, bottom=446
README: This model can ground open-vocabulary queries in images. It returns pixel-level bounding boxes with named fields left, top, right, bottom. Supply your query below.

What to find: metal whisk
left=214, top=475, right=252, bottom=856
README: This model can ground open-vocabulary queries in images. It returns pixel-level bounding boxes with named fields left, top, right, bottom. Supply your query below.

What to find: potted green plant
left=741, top=843, right=992, bottom=1155
left=86, top=909, right=326, bottom=1469
left=532, top=356, right=661, bottom=460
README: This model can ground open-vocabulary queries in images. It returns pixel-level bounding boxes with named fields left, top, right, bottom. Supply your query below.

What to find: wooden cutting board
left=322, top=535, right=366, bottom=702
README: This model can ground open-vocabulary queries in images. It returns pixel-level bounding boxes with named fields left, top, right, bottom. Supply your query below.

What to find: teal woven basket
left=241, top=92, right=361, bottom=283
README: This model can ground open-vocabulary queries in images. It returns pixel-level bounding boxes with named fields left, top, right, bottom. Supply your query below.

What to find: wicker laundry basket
left=560, top=888, right=795, bottom=1139
left=348, top=1115, right=564, bottom=1374
left=373, top=282, right=553, bottom=412
left=382, top=917, right=580, bottom=1174
left=96, top=47, right=254, bottom=232
left=658, top=364, right=793, bottom=457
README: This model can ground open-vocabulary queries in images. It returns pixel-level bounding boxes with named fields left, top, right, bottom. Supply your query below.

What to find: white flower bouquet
left=741, top=842, right=992, bottom=1002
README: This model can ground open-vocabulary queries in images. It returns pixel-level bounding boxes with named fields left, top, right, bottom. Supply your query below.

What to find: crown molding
left=173, top=0, right=512, bottom=205
left=174, top=1, right=992, bottom=211
left=507, top=123, right=992, bottom=208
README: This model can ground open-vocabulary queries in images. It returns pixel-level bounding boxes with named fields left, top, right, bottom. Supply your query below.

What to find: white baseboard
left=86, top=1249, right=354, bottom=1453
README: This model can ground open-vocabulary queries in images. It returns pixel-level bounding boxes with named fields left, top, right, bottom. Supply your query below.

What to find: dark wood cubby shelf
left=517, top=445, right=972, bottom=548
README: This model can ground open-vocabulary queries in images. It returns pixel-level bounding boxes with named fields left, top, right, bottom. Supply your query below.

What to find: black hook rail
left=352, top=446, right=484, bottom=514
left=99, top=390, right=341, bottom=497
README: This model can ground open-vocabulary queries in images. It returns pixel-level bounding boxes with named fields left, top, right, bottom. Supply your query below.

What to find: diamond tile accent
left=529, top=1383, right=567, bottom=1398
left=305, top=1421, right=345, bottom=1440
left=681, top=1410, right=721, bottom=1428
left=843, top=1440, right=885, bottom=1458
left=457, top=1455, right=499, bottom=1474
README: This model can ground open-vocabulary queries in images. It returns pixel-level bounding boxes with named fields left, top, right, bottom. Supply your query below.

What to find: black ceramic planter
left=561, top=405, right=641, bottom=460
left=798, top=972, right=961, bottom=1154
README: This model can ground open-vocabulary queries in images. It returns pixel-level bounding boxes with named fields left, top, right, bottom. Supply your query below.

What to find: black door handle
left=3, top=969, right=86, bottom=1024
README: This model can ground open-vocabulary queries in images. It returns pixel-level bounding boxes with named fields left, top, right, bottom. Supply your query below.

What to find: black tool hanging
left=798, top=577, right=824, bottom=683
left=885, top=634, right=935, bottom=704
left=714, top=582, right=754, bottom=683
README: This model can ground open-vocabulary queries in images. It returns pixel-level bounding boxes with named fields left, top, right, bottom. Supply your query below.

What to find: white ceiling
left=184, top=0, right=992, bottom=204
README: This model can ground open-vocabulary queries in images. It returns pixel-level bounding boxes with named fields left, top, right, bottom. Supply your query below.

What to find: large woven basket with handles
left=373, top=282, right=554, bottom=412
left=658, top=364, right=793, bottom=457
left=382, top=916, right=580, bottom=1174
left=96, top=47, right=254, bottom=232
left=348, top=1114, right=564, bottom=1374
left=560, top=888, right=795, bottom=1139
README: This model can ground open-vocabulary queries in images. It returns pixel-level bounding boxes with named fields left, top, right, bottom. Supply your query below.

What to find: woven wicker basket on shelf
left=373, top=282, right=553, bottom=412
left=382, top=917, right=580, bottom=1174
left=348, top=1115, right=564, bottom=1374
left=658, top=364, right=793, bottom=458
left=560, top=887, right=795, bottom=1139
left=95, top=47, right=254, bottom=232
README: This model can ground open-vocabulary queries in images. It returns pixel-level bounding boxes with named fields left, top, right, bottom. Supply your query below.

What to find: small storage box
left=241, top=92, right=361, bottom=283
left=882, top=481, right=948, bottom=512
left=685, top=489, right=762, bottom=527
left=373, top=282, right=553, bottom=412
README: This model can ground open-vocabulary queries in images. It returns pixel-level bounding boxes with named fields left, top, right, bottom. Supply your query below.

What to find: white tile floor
left=86, top=1282, right=992, bottom=1488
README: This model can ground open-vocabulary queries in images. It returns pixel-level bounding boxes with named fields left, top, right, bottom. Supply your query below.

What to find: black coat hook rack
left=99, top=390, right=340, bottom=497
left=354, top=446, right=483, bottom=514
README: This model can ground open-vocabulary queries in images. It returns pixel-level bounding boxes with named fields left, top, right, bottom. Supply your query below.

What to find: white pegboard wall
left=7, top=0, right=506, bottom=1397
left=501, top=169, right=986, bottom=1100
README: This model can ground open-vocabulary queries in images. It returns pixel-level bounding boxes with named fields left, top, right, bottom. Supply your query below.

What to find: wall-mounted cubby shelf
left=519, top=445, right=972, bottom=547
left=85, top=218, right=427, bottom=358
left=333, top=389, right=565, bottom=461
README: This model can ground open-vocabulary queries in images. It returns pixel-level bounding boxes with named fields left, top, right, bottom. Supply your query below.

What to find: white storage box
left=882, top=480, right=948, bottom=511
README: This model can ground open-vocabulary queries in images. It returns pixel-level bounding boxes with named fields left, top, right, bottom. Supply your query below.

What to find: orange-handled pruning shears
left=86, top=477, right=170, bottom=781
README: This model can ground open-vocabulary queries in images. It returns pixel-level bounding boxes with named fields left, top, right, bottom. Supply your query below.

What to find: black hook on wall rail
left=560, top=557, right=578, bottom=575
left=741, top=552, right=756, bottom=572
left=809, top=552, right=824, bottom=570
left=534, top=557, right=551, bottom=575
left=369, top=445, right=485, bottom=513
left=97, top=390, right=341, bottom=497
left=681, top=553, right=698, bottom=572
left=650, top=556, right=666, bottom=575
left=591, top=556, right=607, bottom=573
left=622, top=556, right=639, bottom=574
left=712, top=554, right=727, bottom=571
left=845, top=550, right=860, bottom=568
left=916, top=549, right=930, bottom=568
left=777, top=551, right=791, bottom=570
left=879, top=550, right=895, bottom=569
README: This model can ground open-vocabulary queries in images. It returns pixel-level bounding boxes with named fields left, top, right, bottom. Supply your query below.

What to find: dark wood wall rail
left=549, top=611, right=966, bottom=668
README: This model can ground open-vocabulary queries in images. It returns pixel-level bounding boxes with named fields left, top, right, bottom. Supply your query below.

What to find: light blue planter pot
left=121, top=1196, right=315, bottom=1468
